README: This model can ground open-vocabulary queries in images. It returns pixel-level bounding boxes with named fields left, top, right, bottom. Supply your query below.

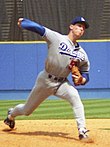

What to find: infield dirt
left=0, top=119, right=110, bottom=147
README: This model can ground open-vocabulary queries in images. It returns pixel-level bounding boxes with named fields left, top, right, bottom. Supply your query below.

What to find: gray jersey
left=43, top=28, right=90, bottom=77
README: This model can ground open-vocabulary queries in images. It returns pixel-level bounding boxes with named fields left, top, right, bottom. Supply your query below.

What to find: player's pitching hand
left=17, top=18, right=24, bottom=28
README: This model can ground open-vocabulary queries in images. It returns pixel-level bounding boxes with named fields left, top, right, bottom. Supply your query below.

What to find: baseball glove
left=69, top=60, right=83, bottom=86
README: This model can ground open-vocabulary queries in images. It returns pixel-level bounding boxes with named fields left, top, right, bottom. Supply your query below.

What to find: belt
left=48, top=74, right=66, bottom=82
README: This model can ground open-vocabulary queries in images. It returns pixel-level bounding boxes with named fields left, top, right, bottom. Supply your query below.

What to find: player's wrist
left=81, top=77, right=86, bottom=85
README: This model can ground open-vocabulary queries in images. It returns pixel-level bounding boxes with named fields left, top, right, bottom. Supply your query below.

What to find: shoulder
left=44, top=27, right=62, bottom=37
left=78, top=45, right=88, bottom=58
left=74, top=44, right=89, bottom=64
left=43, top=27, right=66, bottom=42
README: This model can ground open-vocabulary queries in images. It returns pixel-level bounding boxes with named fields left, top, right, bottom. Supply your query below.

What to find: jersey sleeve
left=43, top=28, right=61, bottom=44
left=80, top=53, right=90, bottom=84
left=76, top=47, right=90, bottom=73
left=80, top=60, right=90, bottom=73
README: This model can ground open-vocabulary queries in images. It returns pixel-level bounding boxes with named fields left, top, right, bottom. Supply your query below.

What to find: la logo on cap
left=81, top=17, right=85, bottom=21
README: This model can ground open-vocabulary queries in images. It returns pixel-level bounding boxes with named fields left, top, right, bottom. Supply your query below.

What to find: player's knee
left=22, top=109, right=32, bottom=116
left=23, top=110, right=31, bottom=116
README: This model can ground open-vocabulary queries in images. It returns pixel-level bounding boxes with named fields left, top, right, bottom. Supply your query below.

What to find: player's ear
left=69, top=24, right=74, bottom=30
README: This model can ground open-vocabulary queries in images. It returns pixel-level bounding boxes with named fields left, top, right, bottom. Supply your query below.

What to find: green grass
left=0, top=99, right=110, bottom=120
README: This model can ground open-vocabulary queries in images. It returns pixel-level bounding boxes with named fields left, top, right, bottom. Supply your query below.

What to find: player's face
left=70, top=23, right=86, bottom=39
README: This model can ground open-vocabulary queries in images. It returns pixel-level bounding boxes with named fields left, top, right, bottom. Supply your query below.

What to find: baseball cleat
left=4, top=108, right=15, bottom=129
left=4, top=117, right=15, bottom=129
left=78, top=128, right=89, bottom=140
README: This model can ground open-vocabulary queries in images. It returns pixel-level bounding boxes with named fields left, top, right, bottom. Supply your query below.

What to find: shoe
left=78, top=128, right=89, bottom=140
left=4, top=108, right=15, bottom=129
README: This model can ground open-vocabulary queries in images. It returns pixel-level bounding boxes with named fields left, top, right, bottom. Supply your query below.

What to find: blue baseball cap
left=71, top=16, right=89, bottom=29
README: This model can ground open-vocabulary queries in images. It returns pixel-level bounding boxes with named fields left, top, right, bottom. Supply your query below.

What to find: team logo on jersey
left=58, top=42, right=85, bottom=61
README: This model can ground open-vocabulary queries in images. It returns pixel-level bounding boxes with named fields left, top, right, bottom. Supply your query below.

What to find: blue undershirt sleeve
left=21, top=18, right=45, bottom=36
left=81, top=73, right=89, bottom=84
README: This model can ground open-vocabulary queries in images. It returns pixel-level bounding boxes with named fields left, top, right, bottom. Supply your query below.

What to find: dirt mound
left=0, top=119, right=110, bottom=147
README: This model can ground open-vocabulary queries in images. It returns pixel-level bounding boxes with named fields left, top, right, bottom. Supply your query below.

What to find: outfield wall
left=0, top=41, right=110, bottom=99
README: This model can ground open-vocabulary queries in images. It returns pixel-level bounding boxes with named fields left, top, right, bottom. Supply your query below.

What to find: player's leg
left=4, top=72, right=53, bottom=128
left=55, top=81, right=89, bottom=139
left=4, top=86, right=51, bottom=128
left=14, top=86, right=52, bottom=116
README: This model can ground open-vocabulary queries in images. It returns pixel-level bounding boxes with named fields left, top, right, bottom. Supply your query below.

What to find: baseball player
left=4, top=16, right=90, bottom=140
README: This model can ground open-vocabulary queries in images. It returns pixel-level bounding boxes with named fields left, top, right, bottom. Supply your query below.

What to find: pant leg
left=11, top=86, right=52, bottom=118
left=11, top=72, right=54, bottom=118
left=55, top=80, right=86, bottom=129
